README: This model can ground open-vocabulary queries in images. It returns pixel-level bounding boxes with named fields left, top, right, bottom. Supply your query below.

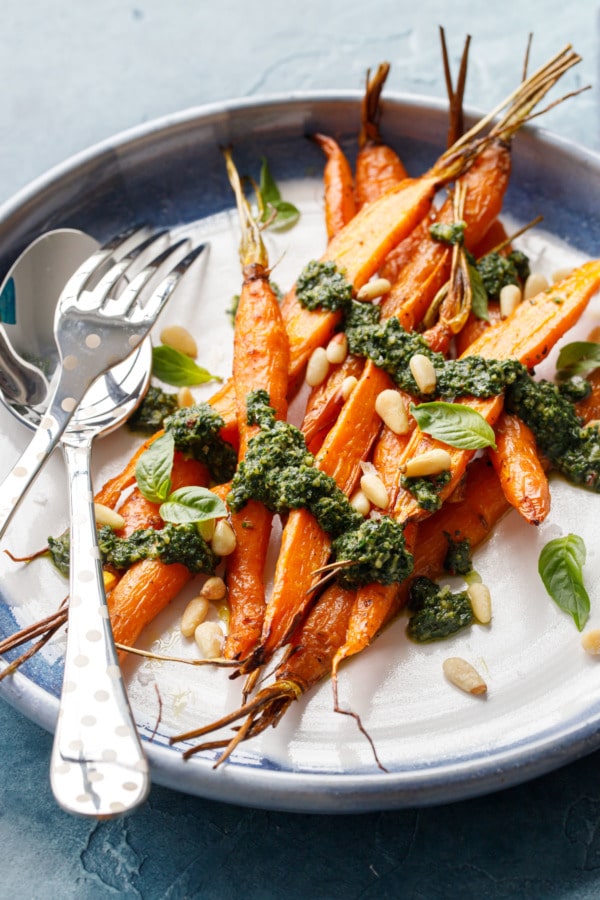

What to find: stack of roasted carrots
left=4, top=38, right=600, bottom=769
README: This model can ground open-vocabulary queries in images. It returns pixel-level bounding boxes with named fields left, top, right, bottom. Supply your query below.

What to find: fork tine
left=123, top=242, right=208, bottom=325
left=100, top=236, right=192, bottom=317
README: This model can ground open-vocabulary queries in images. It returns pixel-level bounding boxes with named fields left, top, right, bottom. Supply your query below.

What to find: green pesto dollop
left=406, top=576, right=474, bottom=642
left=400, top=470, right=452, bottom=512
left=229, top=390, right=413, bottom=587
left=443, top=535, right=473, bottom=576
left=475, top=250, right=530, bottom=301
left=344, top=300, right=525, bottom=399
left=506, top=374, right=600, bottom=490
left=296, top=260, right=353, bottom=312
left=331, top=516, right=413, bottom=588
left=48, top=523, right=218, bottom=577
left=127, top=385, right=179, bottom=435
left=163, top=403, right=237, bottom=485
left=429, top=220, right=466, bottom=246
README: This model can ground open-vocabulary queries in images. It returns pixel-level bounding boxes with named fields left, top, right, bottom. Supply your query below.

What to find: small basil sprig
left=135, top=432, right=227, bottom=525
left=152, top=345, right=221, bottom=387
left=538, top=533, right=590, bottom=631
left=556, top=341, right=600, bottom=379
left=258, top=158, right=300, bottom=231
left=410, top=401, right=497, bottom=450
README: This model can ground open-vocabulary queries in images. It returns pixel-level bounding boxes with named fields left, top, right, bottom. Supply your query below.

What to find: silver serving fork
left=0, top=229, right=205, bottom=817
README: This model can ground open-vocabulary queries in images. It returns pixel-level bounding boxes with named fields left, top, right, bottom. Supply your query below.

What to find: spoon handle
left=50, top=440, right=149, bottom=818
left=0, top=367, right=86, bottom=540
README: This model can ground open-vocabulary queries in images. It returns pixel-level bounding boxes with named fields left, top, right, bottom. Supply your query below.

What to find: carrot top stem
left=359, top=62, right=391, bottom=148
left=223, top=146, right=269, bottom=271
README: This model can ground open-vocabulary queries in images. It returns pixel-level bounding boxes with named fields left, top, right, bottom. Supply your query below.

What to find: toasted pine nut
left=467, top=582, right=492, bottom=624
left=442, top=657, right=487, bottom=695
left=341, top=375, right=358, bottom=400
left=211, top=519, right=237, bottom=556
left=326, top=333, right=348, bottom=365
left=403, top=449, right=452, bottom=478
left=200, top=575, right=227, bottom=601
left=499, top=283, right=522, bottom=318
left=103, top=570, right=118, bottom=592
left=582, top=629, right=600, bottom=655
left=177, top=386, right=194, bottom=408
left=160, top=324, right=198, bottom=358
left=181, top=596, right=210, bottom=637
left=552, top=266, right=573, bottom=284
left=349, top=489, right=371, bottom=517
left=360, top=472, right=389, bottom=509
left=194, top=621, right=224, bottom=658
left=94, top=503, right=125, bottom=531
left=375, top=389, right=409, bottom=434
left=523, top=272, right=549, bottom=301
left=306, top=347, right=330, bottom=387
left=356, top=277, right=392, bottom=302
left=409, top=353, right=437, bottom=394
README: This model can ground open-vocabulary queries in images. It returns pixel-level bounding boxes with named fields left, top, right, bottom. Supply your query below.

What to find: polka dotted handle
left=50, top=440, right=149, bottom=818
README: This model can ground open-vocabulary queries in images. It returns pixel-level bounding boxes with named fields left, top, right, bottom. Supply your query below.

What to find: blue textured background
left=1, top=1, right=600, bottom=897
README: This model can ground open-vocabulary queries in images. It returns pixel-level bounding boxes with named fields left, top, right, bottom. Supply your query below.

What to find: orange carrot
left=311, top=133, right=357, bottom=240
left=221, top=150, right=290, bottom=662
left=355, top=62, right=408, bottom=207
left=489, top=412, right=551, bottom=525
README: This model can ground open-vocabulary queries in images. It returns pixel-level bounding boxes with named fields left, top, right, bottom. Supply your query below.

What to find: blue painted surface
left=1, top=0, right=600, bottom=896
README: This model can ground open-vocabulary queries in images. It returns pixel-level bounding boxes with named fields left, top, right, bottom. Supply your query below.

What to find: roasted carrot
left=576, top=366, right=600, bottom=423
left=355, top=62, right=408, bottom=208
left=311, top=133, right=357, bottom=241
left=221, top=150, right=290, bottom=662
left=489, top=412, right=551, bottom=525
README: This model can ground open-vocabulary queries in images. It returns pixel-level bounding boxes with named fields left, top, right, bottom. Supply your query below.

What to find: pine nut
left=194, top=621, right=224, bottom=658
left=360, top=472, right=389, bottom=509
left=442, top=657, right=487, bottom=695
left=306, top=347, right=330, bottom=387
left=177, top=386, right=194, bottom=408
left=499, top=283, right=522, bottom=318
left=94, top=503, right=125, bottom=531
left=409, top=354, right=437, bottom=394
left=326, top=333, right=348, bottom=365
left=181, top=596, right=210, bottom=637
left=160, top=324, right=198, bottom=358
left=467, top=582, right=492, bottom=624
left=523, top=272, right=549, bottom=301
left=349, top=489, right=371, bottom=517
left=403, top=449, right=452, bottom=478
left=356, top=277, right=392, bottom=302
left=200, top=575, right=227, bottom=601
left=341, top=375, right=358, bottom=400
left=103, top=570, right=118, bottom=592
left=582, top=629, right=600, bottom=655
left=211, top=519, right=237, bottom=556
left=375, top=389, right=409, bottom=434
left=552, top=266, right=573, bottom=284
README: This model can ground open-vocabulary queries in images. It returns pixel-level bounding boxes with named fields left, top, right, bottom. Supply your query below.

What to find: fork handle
left=0, top=368, right=86, bottom=540
left=50, top=440, right=149, bottom=818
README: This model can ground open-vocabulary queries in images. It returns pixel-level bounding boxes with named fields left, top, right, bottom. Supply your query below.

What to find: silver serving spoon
left=0, top=229, right=153, bottom=816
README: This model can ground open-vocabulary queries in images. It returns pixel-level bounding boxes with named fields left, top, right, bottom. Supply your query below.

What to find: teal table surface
left=1, top=1, right=600, bottom=897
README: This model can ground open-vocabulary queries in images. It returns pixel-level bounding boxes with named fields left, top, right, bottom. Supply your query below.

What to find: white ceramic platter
left=1, top=94, right=600, bottom=813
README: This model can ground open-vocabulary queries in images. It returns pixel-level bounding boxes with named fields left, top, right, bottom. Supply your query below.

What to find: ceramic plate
left=1, top=94, right=600, bottom=814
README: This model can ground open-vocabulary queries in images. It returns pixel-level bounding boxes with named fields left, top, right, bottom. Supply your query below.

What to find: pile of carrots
left=4, top=38, right=600, bottom=768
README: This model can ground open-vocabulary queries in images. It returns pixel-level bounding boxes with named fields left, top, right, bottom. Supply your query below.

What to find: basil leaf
left=159, top=486, right=227, bottom=525
left=410, top=401, right=497, bottom=450
left=258, top=158, right=300, bottom=231
left=135, top=432, right=175, bottom=503
left=152, top=345, right=220, bottom=387
left=538, top=534, right=590, bottom=631
left=556, top=341, right=600, bottom=377
left=468, top=263, right=489, bottom=321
